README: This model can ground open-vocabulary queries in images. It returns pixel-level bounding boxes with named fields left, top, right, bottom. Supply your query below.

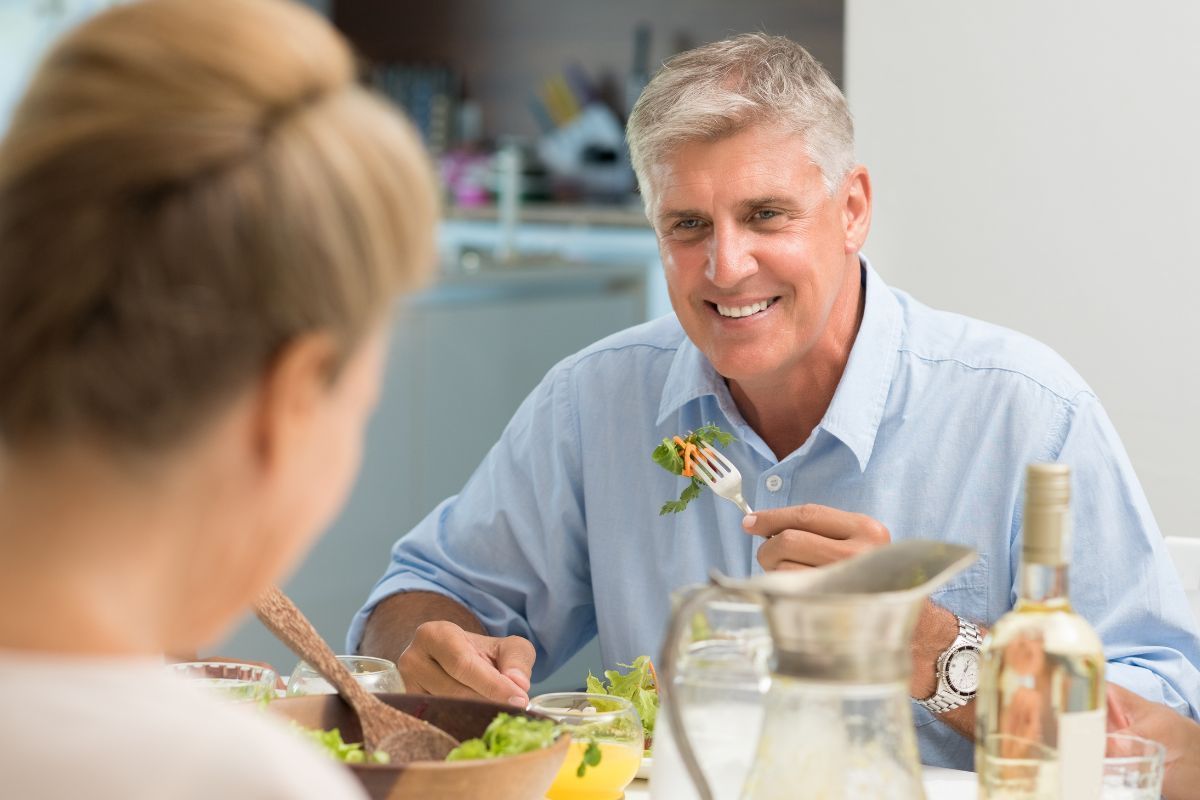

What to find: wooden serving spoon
left=254, top=585, right=459, bottom=762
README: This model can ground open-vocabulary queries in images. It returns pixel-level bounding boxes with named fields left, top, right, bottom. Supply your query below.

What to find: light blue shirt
left=349, top=258, right=1200, bottom=770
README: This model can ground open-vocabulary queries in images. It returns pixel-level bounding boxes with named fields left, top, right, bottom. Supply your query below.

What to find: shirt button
left=765, top=475, right=784, bottom=492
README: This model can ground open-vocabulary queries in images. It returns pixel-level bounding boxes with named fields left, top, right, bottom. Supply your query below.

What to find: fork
left=693, top=444, right=754, bottom=515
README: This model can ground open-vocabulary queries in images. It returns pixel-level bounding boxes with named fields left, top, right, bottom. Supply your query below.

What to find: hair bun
left=5, top=0, right=355, bottom=197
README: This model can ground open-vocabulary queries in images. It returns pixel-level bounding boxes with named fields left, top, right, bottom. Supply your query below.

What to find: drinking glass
left=285, top=655, right=403, bottom=696
left=978, top=732, right=1165, bottom=799
left=170, top=660, right=277, bottom=705
left=651, top=585, right=771, bottom=800
left=976, top=734, right=1059, bottom=798
left=528, top=692, right=643, bottom=800
left=1102, top=734, right=1165, bottom=799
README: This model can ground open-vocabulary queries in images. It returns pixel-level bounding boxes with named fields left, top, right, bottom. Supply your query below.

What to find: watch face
left=946, top=648, right=980, bottom=695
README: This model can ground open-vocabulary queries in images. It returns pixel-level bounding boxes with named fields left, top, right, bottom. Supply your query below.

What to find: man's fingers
left=430, top=637, right=528, bottom=704
left=482, top=633, right=535, bottom=695
left=502, top=667, right=531, bottom=693
left=756, top=528, right=873, bottom=571
left=402, top=622, right=529, bottom=705
left=398, top=648, right=480, bottom=700
left=743, top=504, right=889, bottom=543
left=1105, top=684, right=1136, bottom=732
left=485, top=634, right=535, bottom=695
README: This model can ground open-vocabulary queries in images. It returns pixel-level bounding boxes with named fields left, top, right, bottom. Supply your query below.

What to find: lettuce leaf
left=446, top=712, right=602, bottom=776
left=586, top=655, right=658, bottom=748
left=445, top=713, right=559, bottom=761
left=294, top=724, right=390, bottom=764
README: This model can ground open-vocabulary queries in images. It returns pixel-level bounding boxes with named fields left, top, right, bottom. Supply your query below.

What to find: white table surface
left=623, top=765, right=978, bottom=799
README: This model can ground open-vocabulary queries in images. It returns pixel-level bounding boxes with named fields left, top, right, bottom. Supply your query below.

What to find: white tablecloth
left=623, top=766, right=977, bottom=799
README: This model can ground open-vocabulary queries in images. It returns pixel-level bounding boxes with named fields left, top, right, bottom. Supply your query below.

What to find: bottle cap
left=1023, top=462, right=1071, bottom=564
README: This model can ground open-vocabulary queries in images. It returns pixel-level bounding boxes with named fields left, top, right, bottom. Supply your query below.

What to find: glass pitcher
left=660, top=541, right=976, bottom=800
left=649, top=586, right=771, bottom=799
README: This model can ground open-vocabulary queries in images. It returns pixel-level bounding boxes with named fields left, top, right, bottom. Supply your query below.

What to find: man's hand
left=398, top=620, right=535, bottom=707
left=741, top=503, right=891, bottom=570
left=1107, top=683, right=1200, bottom=800
left=360, top=591, right=536, bottom=706
left=742, top=507, right=980, bottom=737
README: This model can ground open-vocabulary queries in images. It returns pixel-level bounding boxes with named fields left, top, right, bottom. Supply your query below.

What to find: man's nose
left=706, top=226, right=758, bottom=288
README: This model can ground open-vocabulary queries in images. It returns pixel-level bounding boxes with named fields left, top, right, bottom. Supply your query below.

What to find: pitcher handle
left=659, top=582, right=756, bottom=800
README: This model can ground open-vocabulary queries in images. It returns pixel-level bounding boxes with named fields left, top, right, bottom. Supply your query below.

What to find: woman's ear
left=249, top=332, right=340, bottom=476
left=841, top=165, right=873, bottom=255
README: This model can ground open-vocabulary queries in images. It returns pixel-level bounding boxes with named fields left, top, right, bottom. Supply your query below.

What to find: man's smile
left=708, top=296, right=781, bottom=319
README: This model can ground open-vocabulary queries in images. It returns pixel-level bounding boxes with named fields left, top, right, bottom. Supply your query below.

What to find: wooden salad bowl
left=269, top=693, right=570, bottom=800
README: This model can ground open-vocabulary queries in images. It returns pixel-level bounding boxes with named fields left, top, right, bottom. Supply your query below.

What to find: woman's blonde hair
left=0, top=0, right=438, bottom=452
left=627, top=33, right=854, bottom=204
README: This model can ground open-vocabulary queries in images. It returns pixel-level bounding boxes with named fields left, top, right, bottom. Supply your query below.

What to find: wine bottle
left=976, top=463, right=1106, bottom=799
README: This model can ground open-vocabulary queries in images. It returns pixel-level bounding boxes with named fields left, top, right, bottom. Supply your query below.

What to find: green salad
left=445, top=712, right=558, bottom=761
left=652, top=423, right=735, bottom=514
left=295, top=724, right=390, bottom=764
left=586, top=655, right=658, bottom=750
left=446, top=712, right=602, bottom=776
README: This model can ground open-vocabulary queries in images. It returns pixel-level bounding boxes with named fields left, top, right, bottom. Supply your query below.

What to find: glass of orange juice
left=529, top=692, right=643, bottom=800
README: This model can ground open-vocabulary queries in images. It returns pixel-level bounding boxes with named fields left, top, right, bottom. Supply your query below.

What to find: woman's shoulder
left=0, top=657, right=365, bottom=799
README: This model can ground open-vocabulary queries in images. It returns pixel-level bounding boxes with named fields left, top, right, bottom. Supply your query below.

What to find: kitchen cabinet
left=332, top=0, right=844, bottom=142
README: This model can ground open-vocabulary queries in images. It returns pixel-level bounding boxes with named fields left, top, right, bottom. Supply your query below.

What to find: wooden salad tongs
left=254, top=585, right=459, bottom=762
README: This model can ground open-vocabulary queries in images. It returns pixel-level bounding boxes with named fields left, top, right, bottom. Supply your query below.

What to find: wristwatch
left=916, top=616, right=983, bottom=714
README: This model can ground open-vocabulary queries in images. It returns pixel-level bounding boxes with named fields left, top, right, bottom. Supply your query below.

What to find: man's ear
left=841, top=165, right=873, bottom=255
left=249, top=333, right=339, bottom=474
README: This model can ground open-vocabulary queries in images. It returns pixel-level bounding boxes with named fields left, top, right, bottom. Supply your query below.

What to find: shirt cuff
left=1108, top=659, right=1196, bottom=720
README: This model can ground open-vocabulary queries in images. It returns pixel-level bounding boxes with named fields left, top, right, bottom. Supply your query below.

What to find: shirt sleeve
left=345, top=360, right=596, bottom=681
left=1050, top=391, right=1200, bottom=719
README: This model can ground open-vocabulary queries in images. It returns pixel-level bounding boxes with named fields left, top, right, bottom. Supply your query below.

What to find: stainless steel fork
left=693, top=444, right=754, bottom=515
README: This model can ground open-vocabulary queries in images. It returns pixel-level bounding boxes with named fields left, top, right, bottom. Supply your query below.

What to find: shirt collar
left=655, top=255, right=902, bottom=471
left=655, top=331, right=724, bottom=427
left=820, top=256, right=902, bottom=471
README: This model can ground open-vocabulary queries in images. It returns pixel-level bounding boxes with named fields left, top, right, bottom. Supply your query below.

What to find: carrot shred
left=672, top=435, right=699, bottom=477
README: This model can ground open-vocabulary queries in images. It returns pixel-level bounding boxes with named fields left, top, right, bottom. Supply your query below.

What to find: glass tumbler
left=529, top=692, right=643, bottom=800
left=285, top=655, right=403, bottom=696
left=1103, top=733, right=1165, bottom=799
left=170, top=661, right=277, bottom=705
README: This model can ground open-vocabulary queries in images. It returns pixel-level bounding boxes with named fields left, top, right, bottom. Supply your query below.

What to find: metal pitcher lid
left=712, top=541, right=977, bottom=683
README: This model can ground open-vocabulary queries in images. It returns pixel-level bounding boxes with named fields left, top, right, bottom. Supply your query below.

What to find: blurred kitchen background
left=3, top=1, right=1197, bottom=691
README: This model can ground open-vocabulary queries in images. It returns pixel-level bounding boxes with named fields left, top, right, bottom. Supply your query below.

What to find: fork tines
left=693, top=445, right=726, bottom=481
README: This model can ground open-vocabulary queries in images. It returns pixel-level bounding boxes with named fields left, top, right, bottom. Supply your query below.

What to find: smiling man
left=352, top=34, right=1200, bottom=770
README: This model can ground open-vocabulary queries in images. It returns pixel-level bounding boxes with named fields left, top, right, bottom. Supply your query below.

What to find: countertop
left=445, top=201, right=650, bottom=228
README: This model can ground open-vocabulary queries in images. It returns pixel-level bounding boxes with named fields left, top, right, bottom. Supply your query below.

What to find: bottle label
left=1058, top=707, right=1105, bottom=799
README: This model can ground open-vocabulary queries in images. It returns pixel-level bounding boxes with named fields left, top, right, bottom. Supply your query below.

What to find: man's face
left=647, top=124, right=869, bottom=386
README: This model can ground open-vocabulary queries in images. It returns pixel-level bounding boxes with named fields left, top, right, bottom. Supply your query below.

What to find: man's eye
left=676, top=218, right=702, bottom=230
left=753, top=209, right=780, bottom=221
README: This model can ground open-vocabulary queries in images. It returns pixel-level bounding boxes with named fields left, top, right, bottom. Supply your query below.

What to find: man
left=350, top=33, right=1200, bottom=769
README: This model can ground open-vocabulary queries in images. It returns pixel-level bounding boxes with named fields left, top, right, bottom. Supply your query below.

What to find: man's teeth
left=716, top=298, right=774, bottom=318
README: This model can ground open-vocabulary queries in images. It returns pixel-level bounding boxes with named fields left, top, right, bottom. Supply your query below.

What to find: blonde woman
left=0, top=0, right=437, bottom=797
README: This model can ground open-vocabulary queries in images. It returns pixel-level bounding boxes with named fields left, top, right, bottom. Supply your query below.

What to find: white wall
left=845, top=1, right=1200, bottom=539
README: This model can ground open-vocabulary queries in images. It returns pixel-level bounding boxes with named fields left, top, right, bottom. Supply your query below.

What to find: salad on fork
left=652, top=424, right=753, bottom=516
